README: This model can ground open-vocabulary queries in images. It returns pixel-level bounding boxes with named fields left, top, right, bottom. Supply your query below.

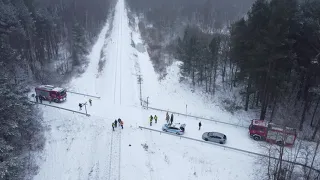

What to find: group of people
left=149, top=112, right=174, bottom=126
left=148, top=111, right=202, bottom=130
left=35, top=95, right=54, bottom=104
left=112, top=118, right=124, bottom=131
left=166, top=112, right=174, bottom=125
left=149, top=115, right=158, bottom=126
left=35, top=95, right=45, bottom=104
left=79, top=99, right=92, bottom=110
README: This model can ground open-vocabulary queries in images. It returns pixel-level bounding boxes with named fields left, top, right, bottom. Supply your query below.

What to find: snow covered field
left=32, top=0, right=279, bottom=179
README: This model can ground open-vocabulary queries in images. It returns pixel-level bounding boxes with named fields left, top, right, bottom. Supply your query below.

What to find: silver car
left=162, top=123, right=186, bottom=135
left=202, top=132, right=227, bottom=144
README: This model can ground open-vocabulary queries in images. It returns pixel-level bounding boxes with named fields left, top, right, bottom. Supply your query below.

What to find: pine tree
left=208, top=35, right=221, bottom=94
left=71, top=21, right=88, bottom=66
left=178, top=28, right=191, bottom=78
left=0, top=79, right=44, bottom=179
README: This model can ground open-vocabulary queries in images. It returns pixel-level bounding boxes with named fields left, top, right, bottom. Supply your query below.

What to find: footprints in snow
left=88, top=162, right=100, bottom=180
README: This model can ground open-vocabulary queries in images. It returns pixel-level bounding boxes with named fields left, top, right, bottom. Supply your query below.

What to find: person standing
left=166, top=112, right=169, bottom=124
left=199, top=121, right=202, bottom=130
left=39, top=96, right=43, bottom=104
left=114, top=119, right=118, bottom=128
left=149, top=115, right=153, bottom=126
left=112, top=123, right=115, bottom=131
left=79, top=103, right=82, bottom=110
left=35, top=95, right=39, bottom=103
left=89, top=99, right=92, bottom=106
left=170, top=113, right=174, bottom=125
left=118, top=118, right=121, bottom=125
left=120, top=120, right=124, bottom=129
left=154, top=115, right=158, bottom=124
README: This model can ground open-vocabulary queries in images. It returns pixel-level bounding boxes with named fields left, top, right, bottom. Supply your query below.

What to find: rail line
left=108, top=129, right=121, bottom=180
left=113, top=35, right=119, bottom=104
left=108, top=130, right=114, bottom=180
left=118, top=129, right=121, bottom=180
left=119, top=0, right=122, bottom=105
left=113, top=0, right=123, bottom=105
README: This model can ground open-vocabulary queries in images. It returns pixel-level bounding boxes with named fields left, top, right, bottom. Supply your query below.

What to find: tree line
left=174, top=0, right=320, bottom=139
left=126, top=0, right=254, bottom=76
left=231, top=0, right=320, bottom=136
left=0, top=0, right=113, bottom=179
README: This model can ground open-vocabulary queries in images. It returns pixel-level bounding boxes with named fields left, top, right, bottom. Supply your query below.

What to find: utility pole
left=83, top=102, right=88, bottom=116
left=137, top=74, right=143, bottom=106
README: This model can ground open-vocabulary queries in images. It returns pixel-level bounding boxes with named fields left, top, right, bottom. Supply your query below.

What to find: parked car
left=35, top=85, right=67, bottom=102
left=162, top=123, right=186, bottom=135
left=202, top=132, right=227, bottom=144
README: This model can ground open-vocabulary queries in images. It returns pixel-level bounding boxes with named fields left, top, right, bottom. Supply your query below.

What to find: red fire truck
left=35, top=85, right=67, bottom=102
left=249, top=119, right=297, bottom=146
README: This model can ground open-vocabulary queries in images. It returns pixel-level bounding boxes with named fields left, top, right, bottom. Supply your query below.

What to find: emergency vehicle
left=35, top=85, right=67, bottom=102
left=249, top=119, right=297, bottom=146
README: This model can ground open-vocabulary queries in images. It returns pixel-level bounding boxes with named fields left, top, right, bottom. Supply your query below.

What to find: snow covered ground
left=32, top=0, right=279, bottom=179
left=137, top=52, right=256, bottom=126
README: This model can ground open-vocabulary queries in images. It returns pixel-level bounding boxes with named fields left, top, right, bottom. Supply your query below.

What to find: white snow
left=34, top=0, right=316, bottom=179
